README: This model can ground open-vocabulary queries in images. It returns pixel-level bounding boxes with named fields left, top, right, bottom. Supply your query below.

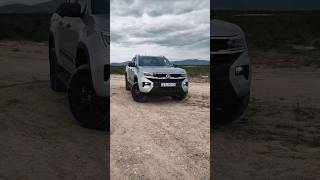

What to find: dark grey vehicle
left=212, top=20, right=251, bottom=122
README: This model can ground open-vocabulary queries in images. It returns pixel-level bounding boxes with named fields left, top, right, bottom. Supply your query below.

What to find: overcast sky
left=110, top=0, right=210, bottom=62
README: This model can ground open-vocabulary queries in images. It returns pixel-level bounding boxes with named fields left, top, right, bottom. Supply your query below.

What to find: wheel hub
left=80, top=86, right=96, bottom=105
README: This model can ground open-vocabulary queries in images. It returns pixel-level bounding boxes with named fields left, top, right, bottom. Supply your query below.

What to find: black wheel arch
left=76, top=42, right=90, bottom=68
left=48, top=31, right=54, bottom=56
left=134, top=76, right=138, bottom=83
left=74, top=42, right=101, bottom=97
left=49, top=32, right=53, bottom=43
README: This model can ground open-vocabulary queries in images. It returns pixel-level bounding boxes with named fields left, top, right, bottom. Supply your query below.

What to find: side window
left=78, top=0, right=87, bottom=13
left=56, top=1, right=82, bottom=17
left=56, top=3, right=66, bottom=15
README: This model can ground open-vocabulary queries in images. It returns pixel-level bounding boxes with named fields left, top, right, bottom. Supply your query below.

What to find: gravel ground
left=110, top=75, right=210, bottom=180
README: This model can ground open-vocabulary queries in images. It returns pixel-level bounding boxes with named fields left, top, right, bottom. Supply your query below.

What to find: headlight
left=227, top=37, right=245, bottom=50
left=101, top=32, right=109, bottom=47
left=143, top=72, right=153, bottom=77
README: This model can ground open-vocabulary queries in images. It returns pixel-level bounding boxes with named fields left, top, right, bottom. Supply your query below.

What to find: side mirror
left=128, top=62, right=136, bottom=67
left=173, top=64, right=178, bottom=67
left=61, top=3, right=82, bottom=17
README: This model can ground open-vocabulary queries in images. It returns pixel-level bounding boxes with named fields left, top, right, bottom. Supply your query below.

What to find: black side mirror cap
left=61, top=3, right=82, bottom=17
left=128, top=62, right=136, bottom=67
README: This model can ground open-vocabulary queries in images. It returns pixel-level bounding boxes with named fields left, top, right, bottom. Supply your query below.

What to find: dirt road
left=213, top=66, right=320, bottom=179
left=2, top=41, right=319, bottom=180
left=0, top=41, right=106, bottom=180
left=0, top=41, right=210, bottom=180
left=110, top=75, right=210, bottom=180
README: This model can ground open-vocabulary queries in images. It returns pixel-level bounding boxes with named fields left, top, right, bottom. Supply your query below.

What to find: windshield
left=92, top=0, right=109, bottom=14
left=138, top=56, right=172, bottom=67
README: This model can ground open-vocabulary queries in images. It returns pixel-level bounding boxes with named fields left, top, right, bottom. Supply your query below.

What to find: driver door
left=58, top=1, right=83, bottom=73
left=54, top=3, right=68, bottom=68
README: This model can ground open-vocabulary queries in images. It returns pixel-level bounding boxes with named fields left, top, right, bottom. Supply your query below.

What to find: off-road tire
left=131, top=82, right=147, bottom=103
left=171, top=92, right=188, bottom=101
left=49, top=37, right=66, bottom=92
left=68, top=65, right=109, bottom=130
left=213, top=93, right=250, bottom=124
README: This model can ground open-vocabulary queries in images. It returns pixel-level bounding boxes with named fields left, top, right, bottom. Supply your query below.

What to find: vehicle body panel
left=126, top=55, right=189, bottom=94
left=49, top=0, right=109, bottom=98
left=211, top=19, right=251, bottom=111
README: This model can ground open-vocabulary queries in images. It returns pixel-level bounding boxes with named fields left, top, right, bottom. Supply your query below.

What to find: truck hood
left=84, top=14, right=108, bottom=33
left=93, top=14, right=108, bottom=33
left=139, top=67, right=187, bottom=75
left=211, top=19, right=243, bottom=37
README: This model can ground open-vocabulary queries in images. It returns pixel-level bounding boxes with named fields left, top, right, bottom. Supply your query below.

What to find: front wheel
left=213, top=93, right=250, bottom=124
left=68, top=65, right=109, bottom=130
left=131, top=82, right=147, bottom=102
left=171, top=92, right=188, bottom=101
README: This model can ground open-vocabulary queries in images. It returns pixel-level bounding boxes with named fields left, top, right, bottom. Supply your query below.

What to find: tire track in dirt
left=0, top=41, right=106, bottom=180
left=110, top=75, right=210, bottom=180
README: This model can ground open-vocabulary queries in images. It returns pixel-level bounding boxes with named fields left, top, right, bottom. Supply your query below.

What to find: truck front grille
left=211, top=38, right=229, bottom=51
left=147, top=78, right=184, bottom=87
left=147, top=78, right=185, bottom=94
left=212, top=53, right=242, bottom=67
left=153, top=74, right=183, bottom=78
left=153, top=74, right=166, bottom=78
left=170, top=74, right=182, bottom=78
left=212, top=53, right=242, bottom=102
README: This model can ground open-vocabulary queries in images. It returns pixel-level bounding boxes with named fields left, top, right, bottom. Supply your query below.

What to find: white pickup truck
left=49, top=0, right=109, bottom=130
left=125, top=55, right=189, bottom=102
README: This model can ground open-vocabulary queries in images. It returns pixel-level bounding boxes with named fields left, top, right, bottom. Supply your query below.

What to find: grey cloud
left=111, top=0, right=209, bottom=17
left=111, top=0, right=210, bottom=61
left=110, top=32, right=128, bottom=42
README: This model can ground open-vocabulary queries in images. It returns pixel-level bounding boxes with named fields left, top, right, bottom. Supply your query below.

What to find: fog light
left=235, top=66, right=244, bottom=76
left=142, top=82, right=151, bottom=87
left=184, top=82, right=189, bottom=86
left=235, top=65, right=249, bottom=80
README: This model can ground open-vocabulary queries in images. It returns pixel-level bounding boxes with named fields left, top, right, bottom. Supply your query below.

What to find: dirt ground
left=0, top=41, right=106, bottom=180
left=110, top=75, right=210, bottom=180
left=1, top=41, right=320, bottom=180
left=213, top=65, right=320, bottom=178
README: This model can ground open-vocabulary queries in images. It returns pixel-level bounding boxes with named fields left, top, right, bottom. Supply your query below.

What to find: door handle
left=58, top=21, right=63, bottom=25
left=66, top=24, right=71, bottom=28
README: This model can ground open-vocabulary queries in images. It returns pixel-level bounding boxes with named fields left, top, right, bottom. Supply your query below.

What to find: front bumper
left=138, top=76, right=188, bottom=95
left=212, top=51, right=251, bottom=109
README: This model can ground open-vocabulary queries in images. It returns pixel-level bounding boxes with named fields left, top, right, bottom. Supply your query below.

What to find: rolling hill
left=0, top=0, right=62, bottom=14
left=111, top=59, right=210, bottom=66
left=212, top=0, right=320, bottom=10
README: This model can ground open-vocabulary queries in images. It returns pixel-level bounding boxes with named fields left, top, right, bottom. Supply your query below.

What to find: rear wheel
left=68, top=65, right=109, bottom=130
left=49, top=37, right=66, bottom=92
left=131, top=82, right=147, bottom=102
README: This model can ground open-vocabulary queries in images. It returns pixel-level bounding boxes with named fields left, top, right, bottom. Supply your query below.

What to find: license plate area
left=161, top=83, right=176, bottom=87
